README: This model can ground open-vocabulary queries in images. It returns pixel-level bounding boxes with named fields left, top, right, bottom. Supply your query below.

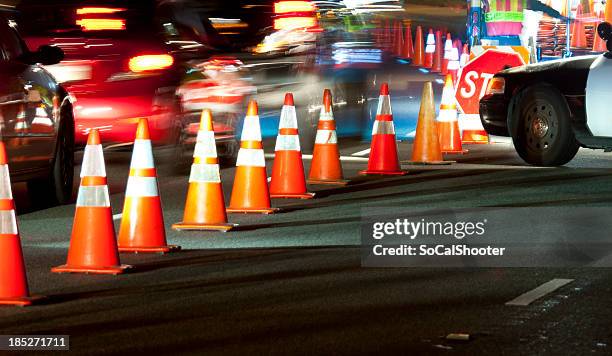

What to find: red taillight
left=76, top=7, right=126, bottom=15
left=76, top=7, right=126, bottom=31
left=274, top=1, right=315, bottom=14
left=128, top=54, right=174, bottom=72
left=76, top=18, right=126, bottom=31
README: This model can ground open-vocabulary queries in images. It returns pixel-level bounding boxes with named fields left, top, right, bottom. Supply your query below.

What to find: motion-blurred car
left=16, top=0, right=237, bottom=158
left=0, top=4, right=74, bottom=205
left=480, top=22, right=612, bottom=166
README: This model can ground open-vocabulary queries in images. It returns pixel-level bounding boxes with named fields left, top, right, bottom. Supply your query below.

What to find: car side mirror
left=596, top=22, right=612, bottom=51
left=29, top=45, right=64, bottom=65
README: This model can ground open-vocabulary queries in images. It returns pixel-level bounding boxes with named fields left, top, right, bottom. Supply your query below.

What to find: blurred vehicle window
left=0, top=15, right=26, bottom=60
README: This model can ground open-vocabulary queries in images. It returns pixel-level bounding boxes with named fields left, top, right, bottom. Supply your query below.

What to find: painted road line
left=113, top=213, right=123, bottom=221
left=352, top=148, right=371, bottom=157
left=505, top=279, right=574, bottom=306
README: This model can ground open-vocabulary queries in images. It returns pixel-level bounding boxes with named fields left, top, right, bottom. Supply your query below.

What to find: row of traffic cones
left=0, top=79, right=463, bottom=305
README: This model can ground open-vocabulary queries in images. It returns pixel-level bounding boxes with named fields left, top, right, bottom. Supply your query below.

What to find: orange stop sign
left=455, top=49, right=526, bottom=115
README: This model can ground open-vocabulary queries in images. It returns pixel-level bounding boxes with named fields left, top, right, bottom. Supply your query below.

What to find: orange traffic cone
left=270, top=93, right=315, bottom=199
left=401, top=23, right=414, bottom=59
left=424, top=29, right=435, bottom=68
left=173, top=110, right=236, bottom=231
left=607, top=0, right=612, bottom=23
left=360, top=83, right=406, bottom=176
left=393, top=21, right=404, bottom=56
left=118, top=119, right=180, bottom=253
left=447, top=47, right=460, bottom=85
left=431, top=30, right=442, bottom=72
left=461, top=119, right=490, bottom=144
left=0, top=142, right=41, bottom=306
left=52, top=129, right=131, bottom=274
left=438, top=75, right=467, bottom=154
left=308, top=89, right=348, bottom=185
left=442, top=33, right=452, bottom=75
left=412, top=26, right=425, bottom=66
left=411, top=82, right=446, bottom=164
left=227, top=101, right=279, bottom=213
left=571, top=4, right=587, bottom=48
left=460, top=43, right=470, bottom=67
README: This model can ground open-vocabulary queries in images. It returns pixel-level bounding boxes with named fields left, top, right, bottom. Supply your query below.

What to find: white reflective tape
left=236, top=148, right=266, bottom=167
left=130, top=139, right=154, bottom=169
left=0, top=165, right=12, bottom=200
left=193, top=130, right=218, bottom=158
left=315, top=129, right=337, bottom=144
left=376, top=95, right=392, bottom=116
left=81, top=144, right=106, bottom=178
left=76, top=185, right=110, bottom=207
left=279, top=105, right=298, bottom=129
left=240, top=115, right=262, bottom=141
left=372, top=120, right=395, bottom=135
left=0, top=210, right=17, bottom=235
left=189, top=163, right=221, bottom=183
left=425, top=44, right=435, bottom=53
left=319, top=109, right=335, bottom=121
left=438, top=108, right=458, bottom=122
left=275, top=134, right=301, bottom=151
left=459, top=114, right=485, bottom=130
left=125, top=176, right=159, bottom=197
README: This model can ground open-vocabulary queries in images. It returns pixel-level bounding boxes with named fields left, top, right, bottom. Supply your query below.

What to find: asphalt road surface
left=0, top=137, right=611, bottom=355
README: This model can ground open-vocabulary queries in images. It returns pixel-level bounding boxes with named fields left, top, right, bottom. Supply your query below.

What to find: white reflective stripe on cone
left=437, top=109, right=458, bottom=122
left=76, top=185, right=111, bottom=207
left=319, top=110, right=335, bottom=121
left=193, top=130, right=218, bottom=158
left=373, top=120, right=396, bottom=135
left=0, top=210, right=18, bottom=235
left=376, top=95, right=392, bottom=116
left=275, top=134, right=301, bottom=151
left=441, top=88, right=456, bottom=107
left=81, top=144, right=107, bottom=178
left=0, top=165, right=12, bottom=200
left=130, top=139, right=154, bottom=169
left=315, top=129, right=338, bottom=144
left=189, top=163, right=221, bottom=183
left=459, top=114, right=486, bottom=130
left=125, top=176, right=159, bottom=197
left=236, top=148, right=266, bottom=167
left=240, top=115, right=262, bottom=141
left=425, top=44, right=435, bottom=53
left=279, top=105, right=298, bottom=129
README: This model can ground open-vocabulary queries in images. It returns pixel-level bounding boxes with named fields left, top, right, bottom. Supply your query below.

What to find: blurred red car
left=16, top=0, right=236, bottom=155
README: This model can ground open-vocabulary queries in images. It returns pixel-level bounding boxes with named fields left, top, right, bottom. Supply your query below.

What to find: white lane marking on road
left=352, top=148, right=371, bottom=157
left=505, top=279, right=574, bottom=306
left=113, top=213, right=123, bottom=221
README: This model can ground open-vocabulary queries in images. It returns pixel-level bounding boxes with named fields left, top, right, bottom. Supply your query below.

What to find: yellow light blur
left=274, top=1, right=315, bottom=13
left=76, top=7, right=125, bottom=15
left=76, top=18, right=126, bottom=31
left=128, top=55, right=174, bottom=73
left=273, top=16, right=316, bottom=30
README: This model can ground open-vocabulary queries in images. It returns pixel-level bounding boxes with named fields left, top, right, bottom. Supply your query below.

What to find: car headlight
left=485, top=77, right=505, bottom=96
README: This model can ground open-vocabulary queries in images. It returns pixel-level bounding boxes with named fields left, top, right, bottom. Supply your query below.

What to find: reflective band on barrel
left=0, top=210, right=17, bottom=235
left=81, top=144, right=107, bottom=178
left=377, top=96, right=392, bottom=116
left=189, top=163, right=221, bottom=183
left=438, top=109, right=458, bottom=122
left=319, top=110, right=335, bottom=121
left=125, top=176, right=159, bottom=197
left=130, top=139, right=154, bottom=169
left=0, top=166, right=12, bottom=200
left=76, top=185, right=110, bottom=207
left=315, top=129, right=337, bottom=144
left=236, top=148, right=266, bottom=167
left=240, top=115, right=262, bottom=141
left=279, top=106, right=298, bottom=129
left=275, top=134, right=301, bottom=151
left=194, top=130, right=218, bottom=158
left=373, top=120, right=395, bottom=135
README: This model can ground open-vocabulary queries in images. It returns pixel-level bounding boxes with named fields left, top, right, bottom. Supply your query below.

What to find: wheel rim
left=524, top=100, right=557, bottom=152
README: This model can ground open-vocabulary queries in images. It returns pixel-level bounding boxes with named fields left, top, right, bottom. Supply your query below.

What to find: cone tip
left=200, top=109, right=214, bottom=131
left=247, top=100, right=258, bottom=116
left=135, top=118, right=150, bottom=140
left=323, top=89, right=332, bottom=112
left=380, top=83, right=389, bottom=95
left=284, top=93, right=294, bottom=106
left=87, top=129, right=101, bottom=145
left=0, top=142, right=7, bottom=165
